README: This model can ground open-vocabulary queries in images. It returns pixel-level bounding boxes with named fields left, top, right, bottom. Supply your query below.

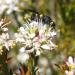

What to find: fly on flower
left=24, top=9, right=56, bottom=30
left=15, top=11, right=57, bottom=59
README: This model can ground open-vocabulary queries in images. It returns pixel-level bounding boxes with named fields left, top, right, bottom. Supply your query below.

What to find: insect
left=42, top=15, right=55, bottom=29
left=24, top=9, right=56, bottom=30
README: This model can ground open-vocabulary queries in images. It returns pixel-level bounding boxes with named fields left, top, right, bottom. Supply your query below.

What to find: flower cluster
left=0, top=14, right=57, bottom=75
left=0, top=18, right=14, bottom=54
left=14, top=16, right=57, bottom=63
left=65, top=56, right=75, bottom=75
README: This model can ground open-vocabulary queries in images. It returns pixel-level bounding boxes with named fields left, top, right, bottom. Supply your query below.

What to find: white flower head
left=14, top=15, right=57, bottom=56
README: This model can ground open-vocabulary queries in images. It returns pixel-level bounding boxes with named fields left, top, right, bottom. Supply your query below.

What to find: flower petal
left=41, top=44, right=50, bottom=50
left=68, top=56, right=73, bottom=64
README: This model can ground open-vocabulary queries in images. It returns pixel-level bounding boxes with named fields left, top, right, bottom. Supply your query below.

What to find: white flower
left=0, top=0, right=19, bottom=14
left=17, top=53, right=29, bottom=64
left=0, top=32, right=14, bottom=50
left=14, top=19, right=57, bottom=56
